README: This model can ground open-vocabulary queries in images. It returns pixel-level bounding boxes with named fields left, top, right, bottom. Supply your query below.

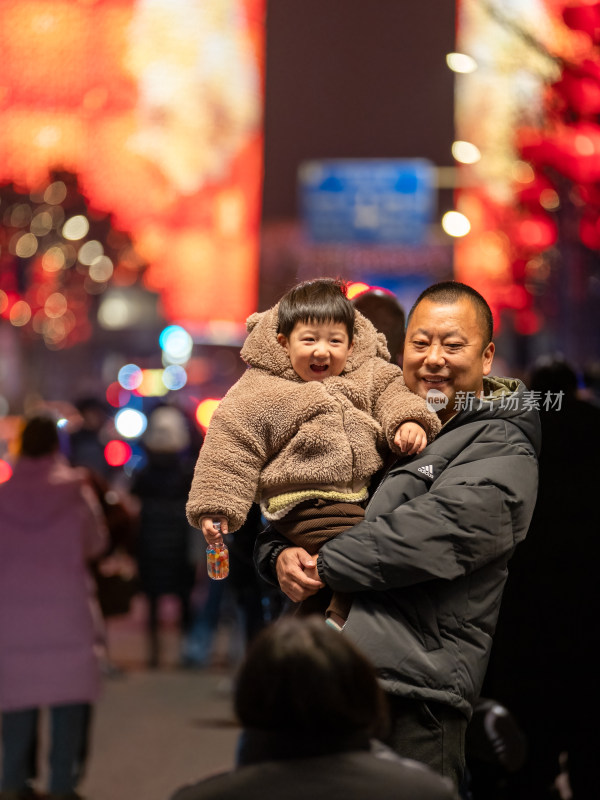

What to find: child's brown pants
left=272, top=497, right=366, bottom=625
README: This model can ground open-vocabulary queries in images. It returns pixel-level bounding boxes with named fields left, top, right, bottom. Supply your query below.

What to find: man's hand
left=394, top=421, right=428, bottom=455
left=276, top=547, right=324, bottom=603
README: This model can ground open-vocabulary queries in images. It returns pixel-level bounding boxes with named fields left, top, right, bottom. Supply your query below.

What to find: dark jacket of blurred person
left=171, top=616, right=458, bottom=800
left=0, top=415, right=108, bottom=798
left=483, top=357, right=600, bottom=799
left=130, top=405, right=197, bottom=668
left=86, top=470, right=139, bottom=619
left=69, top=397, right=113, bottom=481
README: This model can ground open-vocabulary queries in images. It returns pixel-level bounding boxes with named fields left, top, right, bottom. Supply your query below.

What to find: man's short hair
left=277, top=278, right=355, bottom=341
left=407, top=281, right=494, bottom=345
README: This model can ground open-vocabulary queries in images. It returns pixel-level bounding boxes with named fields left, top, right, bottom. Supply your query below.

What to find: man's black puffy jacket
left=256, top=377, right=541, bottom=720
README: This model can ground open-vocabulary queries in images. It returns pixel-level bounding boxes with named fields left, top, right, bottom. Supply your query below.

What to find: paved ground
left=80, top=595, right=243, bottom=800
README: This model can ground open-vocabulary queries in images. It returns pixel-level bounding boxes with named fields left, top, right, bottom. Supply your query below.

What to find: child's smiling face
left=277, top=319, right=354, bottom=382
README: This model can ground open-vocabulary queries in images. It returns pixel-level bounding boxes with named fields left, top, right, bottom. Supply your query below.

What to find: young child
left=186, top=279, right=441, bottom=626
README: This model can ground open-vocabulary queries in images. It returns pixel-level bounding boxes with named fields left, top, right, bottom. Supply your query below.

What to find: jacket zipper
left=364, top=456, right=398, bottom=514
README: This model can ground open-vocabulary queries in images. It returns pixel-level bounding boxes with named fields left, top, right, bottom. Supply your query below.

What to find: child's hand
left=394, top=421, right=428, bottom=455
left=201, top=515, right=229, bottom=546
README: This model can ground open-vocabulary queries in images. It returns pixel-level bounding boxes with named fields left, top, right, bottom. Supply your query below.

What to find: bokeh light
left=159, top=325, right=193, bottom=364
left=442, top=211, right=471, bottom=237
left=104, top=439, right=132, bottom=467
left=118, top=364, right=143, bottom=391
left=78, top=240, right=104, bottom=265
left=9, top=203, right=32, bottom=227
left=62, top=215, right=90, bottom=241
left=97, top=294, right=132, bottom=330
left=346, top=282, right=371, bottom=300
left=115, top=408, right=147, bottom=439
left=14, top=232, right=38, bottom=258
left=44, top=292, right=67, bottom=318
left=446, top=52, right=477, bottom=73
left=44, top=181, right=67, bottom=205
left=0, top=459, right=13, bottom=484
left=195, top=398, right=221, bottom=432
left=30, top=210, right=53, bottom=236
left=9, top=300, right=32, bottom=326
left=89, top=255, right=114, bottom=283
left=452, top=140, right=481, bottom=164
left=137, top=369, right=169, bottom=397
left=106, top=381, right=131, bottom=408
left=162, top=364, right=187, bottom=391
left=42, top=246, right=66, bottom=273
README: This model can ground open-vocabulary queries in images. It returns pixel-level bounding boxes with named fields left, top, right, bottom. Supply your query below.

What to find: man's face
left=403, top=297, right=495, bottom=423
left=277, top=319, right=353, bottom=382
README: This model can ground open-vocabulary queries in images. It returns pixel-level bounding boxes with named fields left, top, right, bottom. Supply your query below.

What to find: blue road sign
left=298, top=159, right=436, bottom=245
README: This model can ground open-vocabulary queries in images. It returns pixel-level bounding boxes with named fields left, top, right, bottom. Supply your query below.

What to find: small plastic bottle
left=206, top=521, right=229, bottom=580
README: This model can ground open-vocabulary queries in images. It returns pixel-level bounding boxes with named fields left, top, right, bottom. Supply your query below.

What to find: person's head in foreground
left=276, top=278, right=356, bottom=383
left=404, top=281, right=495, bottom=424
left=171, top=617, right=459, bottom=798
left=234, top=615, right=388, bottom=761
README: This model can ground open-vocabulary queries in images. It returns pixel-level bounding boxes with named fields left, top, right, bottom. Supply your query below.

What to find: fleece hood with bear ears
left=240, top=304, right=392, bottom=378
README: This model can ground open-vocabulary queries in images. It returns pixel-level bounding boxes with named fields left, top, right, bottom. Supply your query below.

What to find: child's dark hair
left=277, top=279, right=355, bottom=341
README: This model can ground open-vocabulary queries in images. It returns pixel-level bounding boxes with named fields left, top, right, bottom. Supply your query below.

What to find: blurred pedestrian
left=226, top=503, right=284, bottom=642
left=352, top=287, right=406, bottom=365
left=86, top=470, right=138, bottom=621
left=170, top=616, right=458, bottom=800
left=130, top=405, right=197, bottom=668
left=0, top=415, right=108, bottom=800
left=483, top=355, right=600, bottom=799
left=68, top=397, right=113, bottom=481
left=85, top=470, right=139, bottom=677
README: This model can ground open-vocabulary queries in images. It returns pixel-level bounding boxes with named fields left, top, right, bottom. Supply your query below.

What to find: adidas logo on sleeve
left=417, top=464, right=434, bottom=479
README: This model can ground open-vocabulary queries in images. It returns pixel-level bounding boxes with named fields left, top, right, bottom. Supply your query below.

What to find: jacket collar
left=236, top=728, right=371, bottom=765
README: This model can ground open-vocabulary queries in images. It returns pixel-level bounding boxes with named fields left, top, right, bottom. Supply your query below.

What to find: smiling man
left=255, top=281, right=541, bottom=793
left=402, top=284, right=495, bottom=423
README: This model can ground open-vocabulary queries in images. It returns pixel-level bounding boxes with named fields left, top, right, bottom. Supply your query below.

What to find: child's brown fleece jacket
left=186, top=306, right=440, bottom=532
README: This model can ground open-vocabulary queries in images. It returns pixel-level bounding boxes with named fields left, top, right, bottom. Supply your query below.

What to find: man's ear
left=482, top=341, right=495, bottom=376
left=347, top=340, right=354, bottom=355
left=276, top=333, right=288, bottom=352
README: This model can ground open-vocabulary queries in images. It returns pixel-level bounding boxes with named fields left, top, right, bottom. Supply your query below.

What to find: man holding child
left=256, top=281, right=541, bottom=791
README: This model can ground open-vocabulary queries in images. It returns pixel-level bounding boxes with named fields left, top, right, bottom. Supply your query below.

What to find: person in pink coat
left=0, top=415, right=108, bottom=800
